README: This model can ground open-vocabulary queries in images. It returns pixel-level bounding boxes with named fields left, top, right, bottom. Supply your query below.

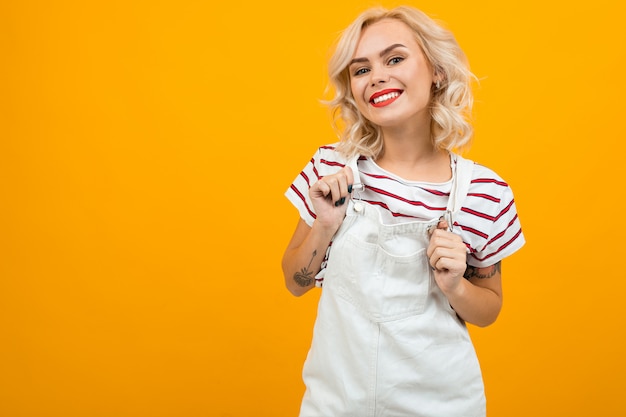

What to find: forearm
left=281, top=220, right=337, bottom=297
left=443, top=276, right=502, bottom=327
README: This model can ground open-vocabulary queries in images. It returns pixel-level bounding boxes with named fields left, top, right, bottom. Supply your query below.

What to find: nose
left=369, top=65, right=390, bottom=86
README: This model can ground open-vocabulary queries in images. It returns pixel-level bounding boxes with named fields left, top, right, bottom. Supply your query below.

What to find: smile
left=369, top=89, right=402, bottom=107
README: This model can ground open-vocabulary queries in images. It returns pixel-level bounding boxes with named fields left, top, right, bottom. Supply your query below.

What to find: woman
left=282, top=6, right=524, bottom=417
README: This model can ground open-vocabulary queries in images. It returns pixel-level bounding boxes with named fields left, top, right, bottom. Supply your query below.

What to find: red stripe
left=472, top=228, right=523, bottom=262
left=461, top=199, right=516, bottom=230
left=472, top=178, right=508, bottom=187
left=456, top=224, right=489, bottom=239
left=461, top=207, right=496, bottom=221
left=312, top=165, right=320, bottom=180
left=364, top=200, right=424, bottom=218
left=320, top=159, right=346, bottom=168
left=300, top=171, right=311, bottom=187
left=482, top=229, right=505, bottom=250
left=464, top=241, right=476, bottom=253
left=423, top=188, right=449, bottom=197
left=362, top=172, right=395, bottom=180
left=290, top=184, right=316, bottom=219
left=479, top=214, right=520, bottom=252
left=367, top=185, right=447, bottom=211
left=467, top=192, right=500, bottom=203
left=495, top=199, right=514, bottom=221
left=495, top=228, right=522, bottom=255
left=360, top=171, right=449, bottom=197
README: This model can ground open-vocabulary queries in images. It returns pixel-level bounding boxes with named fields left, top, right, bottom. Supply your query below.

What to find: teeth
left=373, top=92, right=399, bottom=104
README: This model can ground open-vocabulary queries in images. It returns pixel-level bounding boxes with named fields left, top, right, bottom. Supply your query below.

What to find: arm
left=427, top=220, right=503, bottom=327
left=281, top=166, right=354, bottom=296
left=281, top=218, right=337, bottom=296
left=447, top=262, right=502, bottom=327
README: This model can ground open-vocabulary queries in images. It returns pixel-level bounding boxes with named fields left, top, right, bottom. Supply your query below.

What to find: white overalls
left=299, top=154, right=486, bottom=417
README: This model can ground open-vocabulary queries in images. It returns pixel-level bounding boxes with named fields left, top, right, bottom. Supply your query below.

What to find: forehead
left=354, top=18, right=417, bottom=56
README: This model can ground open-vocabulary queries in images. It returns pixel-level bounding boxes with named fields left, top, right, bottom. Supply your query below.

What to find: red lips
left=369, top=89, right=403, bottom=108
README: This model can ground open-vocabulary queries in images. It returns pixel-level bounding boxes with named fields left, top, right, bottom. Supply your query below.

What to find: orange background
left=1, top=1, right=625, bottom=416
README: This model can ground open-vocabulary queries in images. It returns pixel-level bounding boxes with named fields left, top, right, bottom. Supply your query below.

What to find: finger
left=430, top=252, right=455, bottom=272
left=437, top=218, right=449, bottom=230
left=430, top=253, right=457, bottom=273
left=332, top=167, right=353, bottom=205
left=429, top=253, right=440, bottom=271
left=336, top=170, right=350, bottom=204
left=310, top=178, right=331, bottom=198
left=323, top=176, right=341, bottom=203
left=434, top=254, right=467, bottom=276
left=430, top=246, right=448, bottom=271
left=428, top=216, right=447, bottom=237
left=429, top=239, right=466, bottom=266
left=331, top=167, right=355, bottom=206
left=342, top=166, right=355, bottom=192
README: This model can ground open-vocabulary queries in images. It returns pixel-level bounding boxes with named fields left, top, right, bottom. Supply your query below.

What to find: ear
left=433, top=73, right=442, bottom=89
left=433, top=69, right=446, bottom=89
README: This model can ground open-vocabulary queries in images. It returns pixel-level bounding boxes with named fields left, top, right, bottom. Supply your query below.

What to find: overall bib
left=299, top=155, right=486, bottom=417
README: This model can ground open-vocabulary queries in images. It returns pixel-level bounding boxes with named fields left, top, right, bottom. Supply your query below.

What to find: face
left=348, top=18, right=436, bottom=130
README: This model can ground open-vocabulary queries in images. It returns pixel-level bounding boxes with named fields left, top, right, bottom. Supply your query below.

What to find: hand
left=427, top=218, right=468, bottom=296
left=309, top=166, right=354, bottom=232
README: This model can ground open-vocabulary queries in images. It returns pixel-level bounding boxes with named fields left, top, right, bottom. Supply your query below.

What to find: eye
left=353, top=67, right=370, bottom=77
left=388, top=56, right=404, bottom=65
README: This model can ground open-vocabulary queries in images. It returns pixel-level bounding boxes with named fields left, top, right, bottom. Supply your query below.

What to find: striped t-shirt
left=286, top=145, right=525, bottom=284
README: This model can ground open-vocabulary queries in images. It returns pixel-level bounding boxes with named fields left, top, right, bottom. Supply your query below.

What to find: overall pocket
left=329, top=233, right=431, bottom=322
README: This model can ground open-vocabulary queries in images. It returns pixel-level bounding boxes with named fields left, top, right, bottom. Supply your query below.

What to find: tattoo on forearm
left=464, top=261, right=501, bottom=279
left=293, top=250, right=317, bottom=287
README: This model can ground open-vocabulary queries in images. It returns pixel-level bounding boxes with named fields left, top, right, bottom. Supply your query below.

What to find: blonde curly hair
left=326, top=6, right=476, bottom=159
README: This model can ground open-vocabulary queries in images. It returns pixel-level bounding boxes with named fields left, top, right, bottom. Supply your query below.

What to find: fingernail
left=348, top=184, right=353, bottom=193
left=334, top=197, right=346, bottom=206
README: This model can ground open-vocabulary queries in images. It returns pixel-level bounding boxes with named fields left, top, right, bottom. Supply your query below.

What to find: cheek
left=350, top=78, right=365, bottom=100
left=350, top=82, right=371, bottom=115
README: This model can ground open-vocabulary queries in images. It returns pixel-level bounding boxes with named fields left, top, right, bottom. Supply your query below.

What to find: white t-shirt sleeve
left=284, top=146, right=347, bottom=287
left=465, top=175, right=525, bottom=268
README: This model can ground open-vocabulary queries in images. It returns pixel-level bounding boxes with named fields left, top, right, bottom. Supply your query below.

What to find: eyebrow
left=349, top=43, right=407, bottom=66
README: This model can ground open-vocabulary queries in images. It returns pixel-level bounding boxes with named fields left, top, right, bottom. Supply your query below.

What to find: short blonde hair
left=326, top=6, right=476, bottom=159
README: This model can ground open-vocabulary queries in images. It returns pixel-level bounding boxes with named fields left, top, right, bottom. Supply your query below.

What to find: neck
left=375, top=125, right=451, bottom=182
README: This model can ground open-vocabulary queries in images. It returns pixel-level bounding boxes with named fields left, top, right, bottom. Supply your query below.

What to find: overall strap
left=344, top=154, right=365, bottom=214
left=345, top=154, right=361, bottom=184
left=447, top=153, right=474, bottom=214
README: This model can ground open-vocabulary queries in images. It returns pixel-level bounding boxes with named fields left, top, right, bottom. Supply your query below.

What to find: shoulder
left=457, top=155, right=506, bottom=184
left=312, top=143, right=352, bottom=175
left=314, top=143, right=342, bottom=160
left=464, top=158, right=514, bottom=199
left=452, top=154, right=515, bottom=205
left=456, top=158, right=525, bottom=265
